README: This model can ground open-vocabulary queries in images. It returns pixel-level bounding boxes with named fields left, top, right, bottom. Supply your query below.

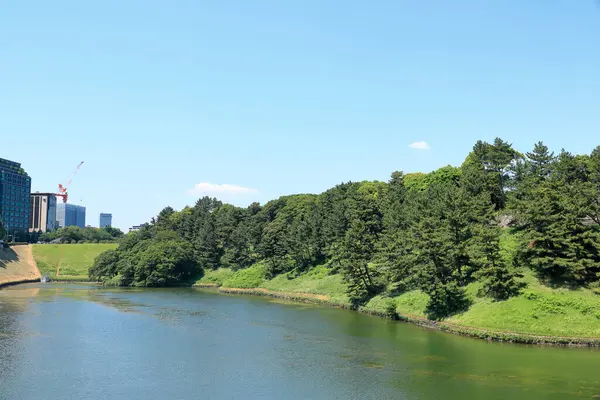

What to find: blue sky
left=2, top=0, right=600, bottom=230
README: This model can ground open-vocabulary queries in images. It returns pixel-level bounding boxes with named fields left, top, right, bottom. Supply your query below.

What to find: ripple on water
left=362, top=362, right=385, bottom=370
left=154, top=307, right=207, bottom=322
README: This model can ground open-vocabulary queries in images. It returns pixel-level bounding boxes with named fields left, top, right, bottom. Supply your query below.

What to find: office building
left=56, top=203, right=72, bottom=227
left=129, top=225, right=143, bottom=232
left=76, top=206, right=86, bottom=228
left=56, top=203, right=86, bottom=228
left=29, top=192, right=58, bottom=233
left=0, top=157, right=32, bottom=232
left=99, top=213, right=112, bottom=228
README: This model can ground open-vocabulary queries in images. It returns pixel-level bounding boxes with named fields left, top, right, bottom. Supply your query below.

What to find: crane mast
left=56, top=161, right=84, bottom=203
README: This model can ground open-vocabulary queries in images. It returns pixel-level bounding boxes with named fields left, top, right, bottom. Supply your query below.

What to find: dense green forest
left=89, top=138, right=600, bottom=320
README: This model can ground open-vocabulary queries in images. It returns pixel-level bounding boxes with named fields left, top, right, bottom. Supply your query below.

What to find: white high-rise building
left=29, top=192, right=58, bottom=233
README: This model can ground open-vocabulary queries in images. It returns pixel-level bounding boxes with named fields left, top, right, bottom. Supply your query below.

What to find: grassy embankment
left=32, top=243, right=117, bottom=281
left=196, top=231, right=600, bottom=345
left=198, top=264, right=351, bottom=306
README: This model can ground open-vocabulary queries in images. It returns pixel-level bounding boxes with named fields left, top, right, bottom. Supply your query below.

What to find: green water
left=1, top=284, right=599, bottom=400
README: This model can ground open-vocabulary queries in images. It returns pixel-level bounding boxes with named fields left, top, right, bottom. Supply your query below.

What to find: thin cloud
left=188, top=182, right=258, bottom=195
left=409, top=141, right=430, bottom=150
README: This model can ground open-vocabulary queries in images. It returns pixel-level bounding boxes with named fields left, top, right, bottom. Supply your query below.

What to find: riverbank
left=194, top=265, right=600, bottom=347
left=0, top=245, right=41, bottom=289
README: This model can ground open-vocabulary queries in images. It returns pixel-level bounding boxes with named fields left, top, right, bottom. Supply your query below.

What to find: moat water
left=1, top=283, right=599, bottom=399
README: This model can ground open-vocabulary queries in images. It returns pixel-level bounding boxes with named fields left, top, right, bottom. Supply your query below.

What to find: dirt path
left=0, top=245, right=41, bottom=287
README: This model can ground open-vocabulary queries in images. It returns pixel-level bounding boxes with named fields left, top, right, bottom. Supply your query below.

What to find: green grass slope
left=261, top=265, right=350, bottom=305
left=392, top=273, right=600, bottom=338
left=448, top=272, right=600, bottom=337
left=32, top=243, right=117, bottom=281
left=195, top=264, right=351, bottom=306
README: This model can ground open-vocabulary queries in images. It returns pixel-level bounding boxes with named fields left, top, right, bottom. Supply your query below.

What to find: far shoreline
left=0, top=279, right=42, bottom=290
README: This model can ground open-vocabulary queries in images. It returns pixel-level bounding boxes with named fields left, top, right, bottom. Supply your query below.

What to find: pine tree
left=462, top=138, right=520, bottom=210
left=519, top=152, right=600, bottom=283
left=588, top=146, right=600, bottom=225
left=195, top=216, right=219, bottom=270
left=382, top=171, right=407, bottom=230
left=339, top=219, right=379, bottom=306
left=526, top=141, right=555, bottom=181
left=472, top=224, right=524, bottom=300
left=401, top=185, right=471, bottom=319
left=510, top=141, right=555, bottom=219
left=258, top=219, right=290, bottom=278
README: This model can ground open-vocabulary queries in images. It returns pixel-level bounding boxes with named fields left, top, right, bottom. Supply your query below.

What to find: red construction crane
left=56, top=161, right=84, bottom=203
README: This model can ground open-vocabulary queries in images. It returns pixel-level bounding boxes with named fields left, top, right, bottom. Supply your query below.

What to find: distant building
left=99, top=213, right=112, bottom=228
left=0, top=157, right=31, bottom=232
left=129, top=225, right=143, bottom=232
left=29, top=192, right=58, bottom=233
left=76, top=206, right=86, bottom=228
left=56, top=203, right=73, bottom=227
left=56, top=203, right=86, bottom=228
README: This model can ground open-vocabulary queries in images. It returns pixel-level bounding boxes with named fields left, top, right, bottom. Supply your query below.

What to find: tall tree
left=586, top=146, right=600, bottom=225
left=377, top=172, right=411, bottom=287
left=462, top=138, right=521, bottom=210
left=399, top=184, right=477, bottom=319
left=518, top=151, right=600, bottom=283
left=194, top=215, right=219, bottom=270
left=511, top=141, right=556, bottom=216
left=471, top=224, right=524, bottom=300
left=337, top=182, right=386, bottom=305
left=317, top=182, right=357, bottom=264
left=154, top=206, right=177, bottom=231
left=258, top=218, right=290, bottom=277
left=526, top=141, right=555, bottom=181
left=339, top=219, right=380, bottom=305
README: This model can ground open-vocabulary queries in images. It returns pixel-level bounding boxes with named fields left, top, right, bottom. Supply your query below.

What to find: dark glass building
left=56, top=203, right=86, bottom=228
left=0, top=157, right=32, bottom=232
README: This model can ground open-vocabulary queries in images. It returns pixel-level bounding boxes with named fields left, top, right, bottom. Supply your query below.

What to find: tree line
left=90, top=138, right=600, bottom=319
left=40, top=226, right=124, bottom=243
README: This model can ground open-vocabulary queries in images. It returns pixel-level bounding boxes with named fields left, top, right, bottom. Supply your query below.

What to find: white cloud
left=409, top=141, right=431, bottom=150
left=188, top=182, right=258, bottom=195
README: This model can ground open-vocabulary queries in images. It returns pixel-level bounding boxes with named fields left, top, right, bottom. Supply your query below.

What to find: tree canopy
left=40, top=226, right=124, bottom=244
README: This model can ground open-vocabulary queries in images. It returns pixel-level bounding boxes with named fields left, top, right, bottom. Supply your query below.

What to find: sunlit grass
left=194, top=268, right=234, bottom=286
left=221, top=263, right=267, bottom=289
left=32, top=244, right=117, bottom=281
left=261, top=265, right=350, bottom=306
left=394, top=291, right=429, bottom=317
